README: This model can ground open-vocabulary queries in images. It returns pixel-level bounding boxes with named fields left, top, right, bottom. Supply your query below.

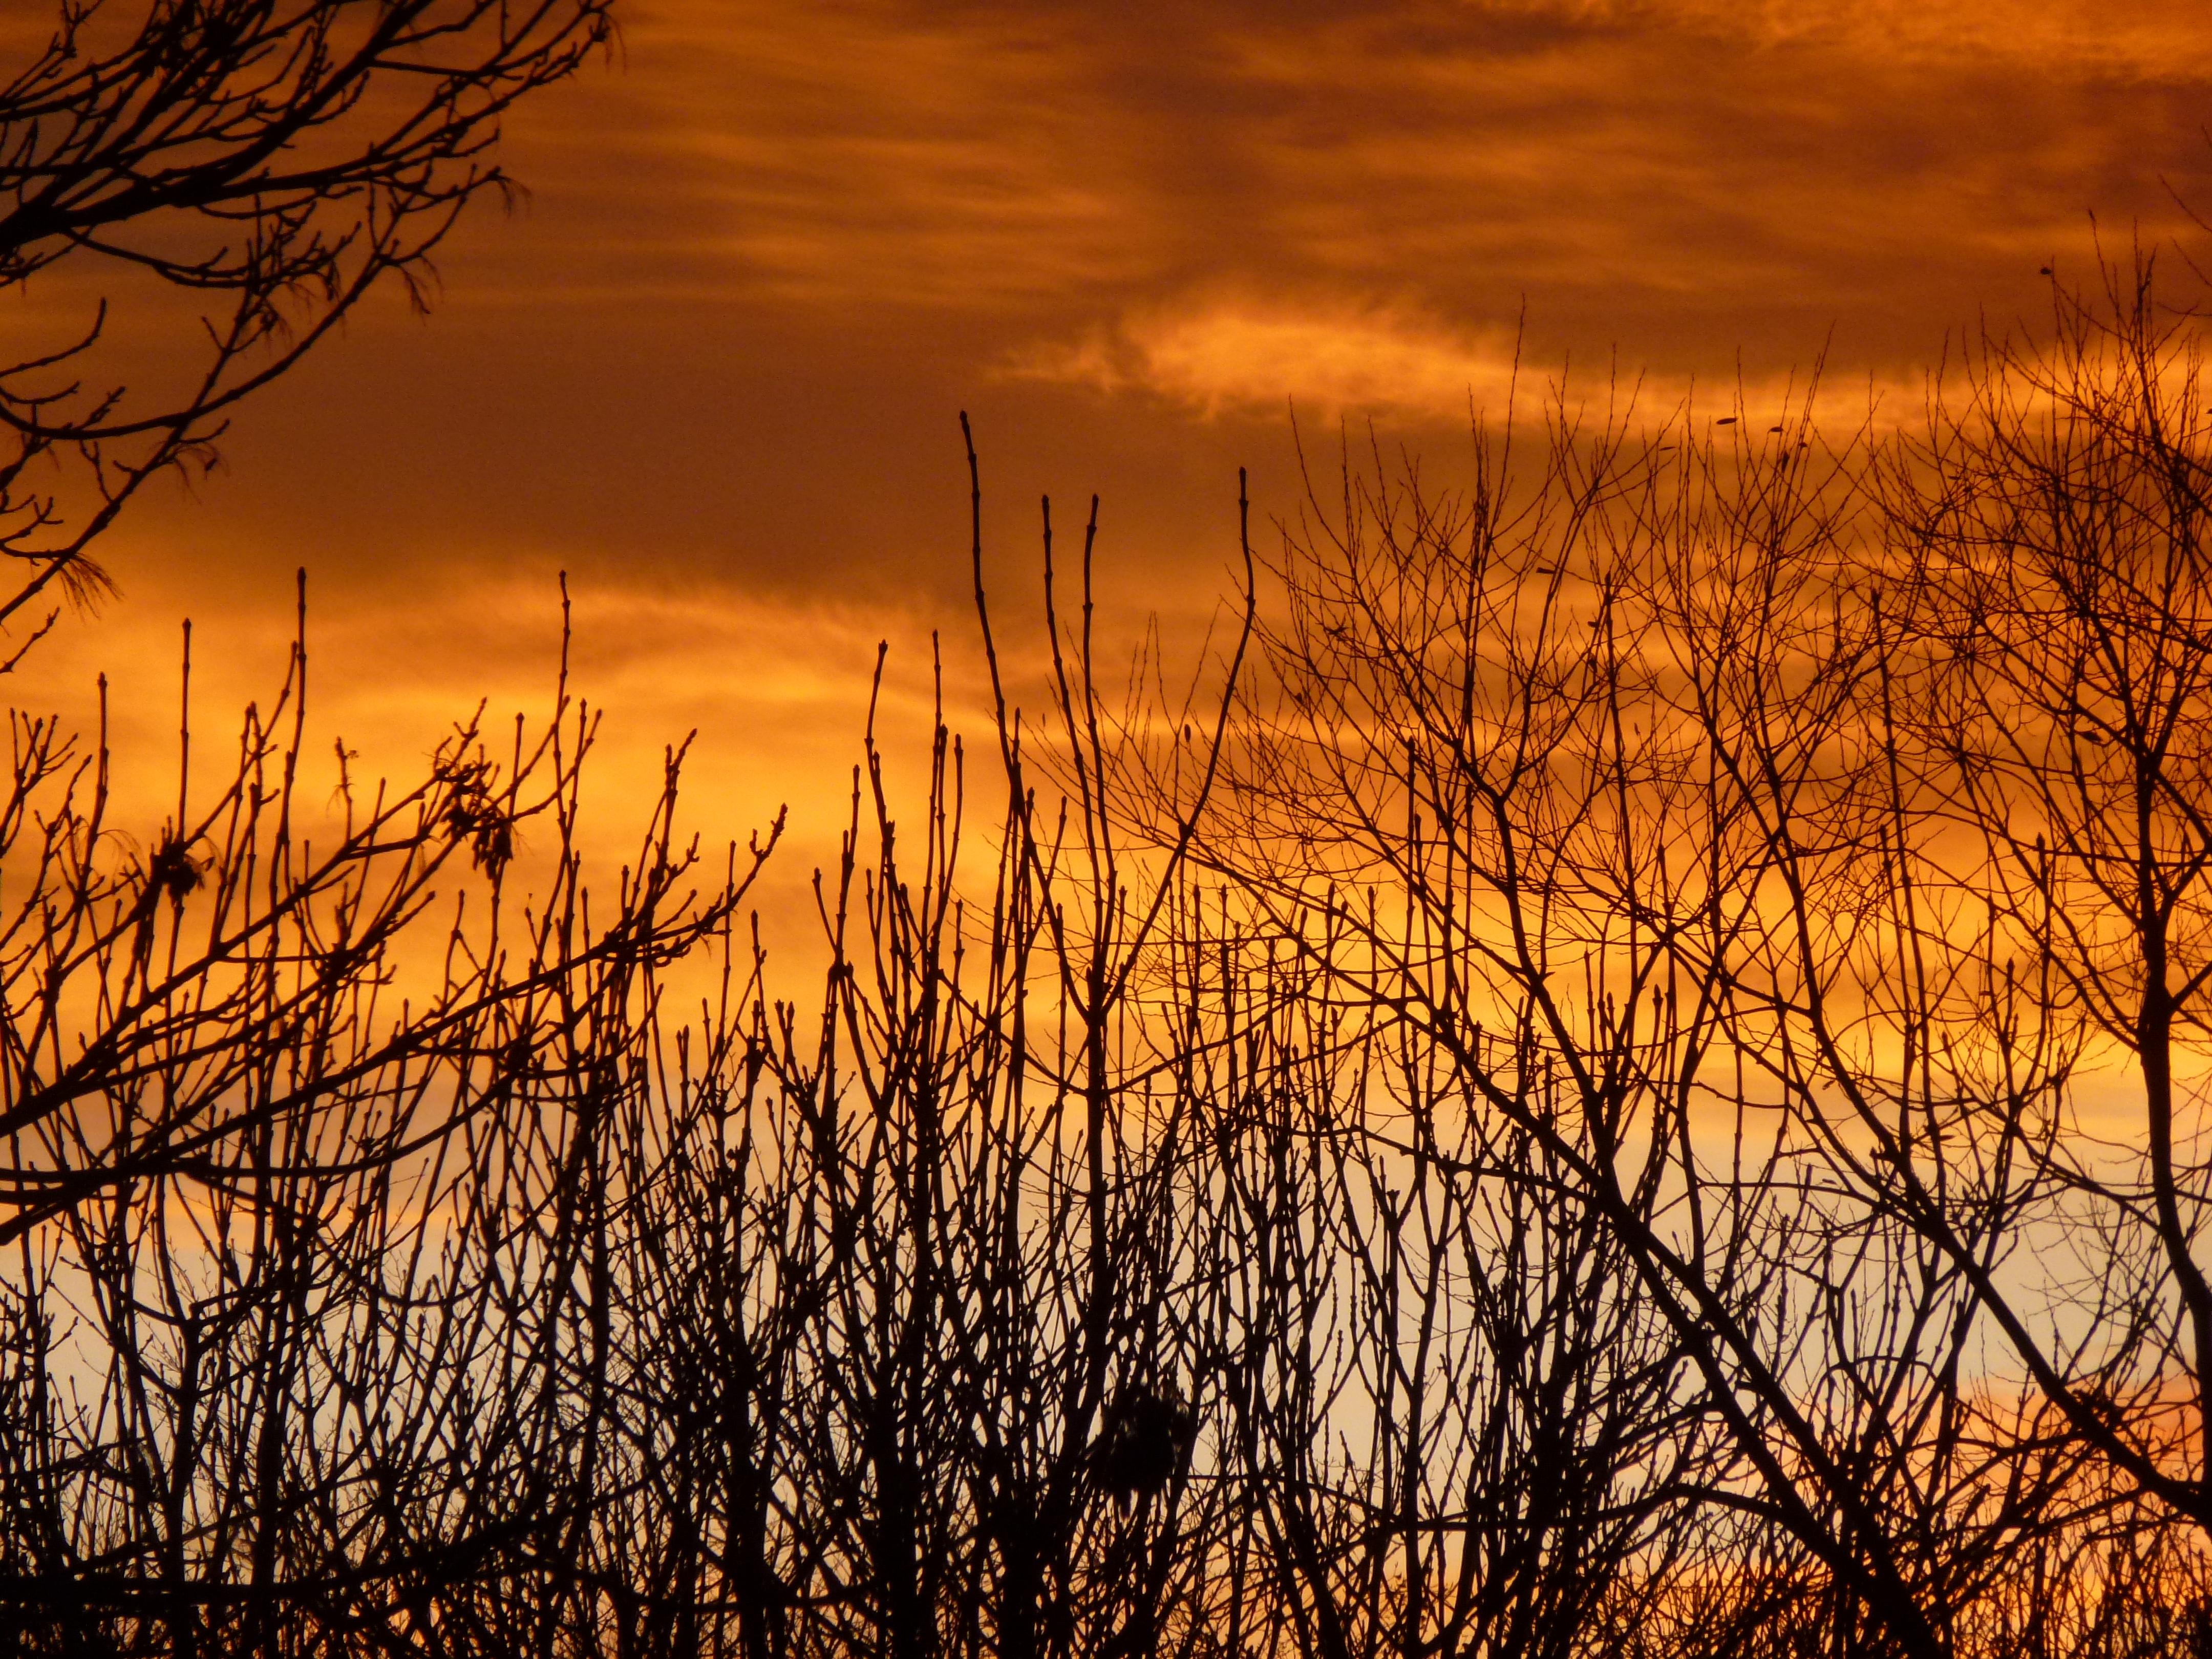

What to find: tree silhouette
left=0, top=0, right=612, bottom=653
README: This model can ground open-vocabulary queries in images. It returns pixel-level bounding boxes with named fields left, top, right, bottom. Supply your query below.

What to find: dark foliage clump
left=1092, top=1385, right=1197, bottom=1511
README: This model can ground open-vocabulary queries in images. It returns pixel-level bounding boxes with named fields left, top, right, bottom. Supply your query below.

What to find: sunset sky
left=23, top=0, right=2212, bottom=900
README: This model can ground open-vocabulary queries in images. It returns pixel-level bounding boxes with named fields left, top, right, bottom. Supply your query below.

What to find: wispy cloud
left=1007, top=301, right=1529, bottom=419
left=492, top=0, right=2212, bottom=388
left=1006, top=295, right=1923, bottom=432
left=1480, top=0, right=2212, bottom=76
left=504, top=2, right=1175, bottom=309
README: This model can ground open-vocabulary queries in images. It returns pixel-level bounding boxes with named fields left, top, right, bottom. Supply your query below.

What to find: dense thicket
left=5, top=9, right=2212, bottom=1655
left=10, top=271, right=2212, bottom=1656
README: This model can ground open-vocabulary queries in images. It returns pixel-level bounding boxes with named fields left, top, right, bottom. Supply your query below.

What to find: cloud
left=1006, top=296, right=1924, bottom=433
left=493, top=0, right=2212, bottom=383
left=1488, top=0, right=2212, bottom=77
left=1007, top=301, right=1528, bottom=420
left=36, top=0, right=2212, bottom=897
left=504, top=1, right=1173, bottom=310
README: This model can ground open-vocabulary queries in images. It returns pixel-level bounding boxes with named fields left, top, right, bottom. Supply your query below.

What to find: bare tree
left=0, top=0, right=613, bottom=655
left=1857, top=248, right=2212, bottom=1548
left=0, top=587, right=768, bottom=1651
left=0, top=0, right=626, bottom=1219
left=12, top=24, right=2212, bottom=1640
left=1154, top=394, right=2147, bottom=1659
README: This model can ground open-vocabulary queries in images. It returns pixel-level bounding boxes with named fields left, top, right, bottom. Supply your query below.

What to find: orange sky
left=18, top=0, right=2212, bottom=927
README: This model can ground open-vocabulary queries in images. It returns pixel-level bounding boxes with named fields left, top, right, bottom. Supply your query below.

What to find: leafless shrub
left=7, top=11, right=2210, bottom=1641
